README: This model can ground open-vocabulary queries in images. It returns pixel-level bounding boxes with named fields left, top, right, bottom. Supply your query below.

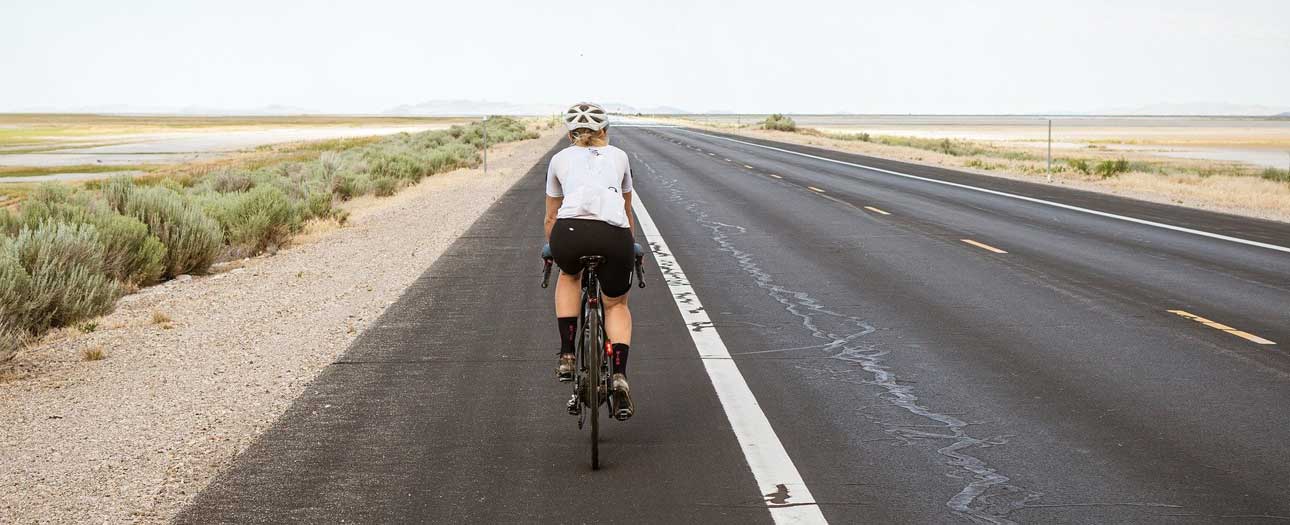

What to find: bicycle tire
left=586, top=302, right=601, bottom=470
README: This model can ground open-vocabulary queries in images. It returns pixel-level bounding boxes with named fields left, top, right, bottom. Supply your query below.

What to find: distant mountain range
left=383, top=99, right=690, bottom=116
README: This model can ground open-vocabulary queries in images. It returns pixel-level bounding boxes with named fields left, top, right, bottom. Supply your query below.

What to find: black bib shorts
left=549, top=218, right=634, bottom=298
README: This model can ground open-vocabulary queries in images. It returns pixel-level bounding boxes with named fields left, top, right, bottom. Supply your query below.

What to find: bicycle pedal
left=566, top=395, right=581, bottom=416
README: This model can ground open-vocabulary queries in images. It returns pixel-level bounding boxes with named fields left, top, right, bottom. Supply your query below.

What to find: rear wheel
left=585, top=304, right=602, bottom=470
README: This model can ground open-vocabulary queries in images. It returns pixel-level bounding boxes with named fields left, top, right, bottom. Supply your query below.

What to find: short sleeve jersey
left=545, top=144, right=634, bottom=228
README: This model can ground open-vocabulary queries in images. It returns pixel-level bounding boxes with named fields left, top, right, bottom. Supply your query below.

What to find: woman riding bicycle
left=545, top=102, right=636, bottom=420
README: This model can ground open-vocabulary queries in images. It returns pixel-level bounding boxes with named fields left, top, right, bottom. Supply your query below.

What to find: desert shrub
left=0, top=208, right=18, bottom=236
left=200, top=185, right=298, bottom=257
left=207, top=170, right=256, bottom=193
left=121, top=186, right=222, bottom=277
left=1067, top=158, right=1092, bottom=175
left=372, top=176, right=399, bottom=197
left=1261, top=167, right=1290, bottom=184
left=91, top=213, right=167, bottom=285
left=1094, top=158, right=1131, bottom=178
left=763, top=114, right=797, bottom=131
left=102, top=175, right=134, bottom=212
left=0, top=318, right=22, bottom=363
left=0, top=238, right=32, bottom=334
left=8, top=222, right=122, bottom=332
left=426, top=143, right=477, bottom=173
left=332, top=171, right=370, bottom=200
left=831, top=131, right=871, bottom=142
left=365, top=149, right=426, bottom=181
left=303, top=191, right=334, bottom=219
left=11, top=185, right=167, bottom=285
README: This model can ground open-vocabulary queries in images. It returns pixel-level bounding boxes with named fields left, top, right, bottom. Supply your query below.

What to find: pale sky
left=2, top=0, right=1287, bottom=114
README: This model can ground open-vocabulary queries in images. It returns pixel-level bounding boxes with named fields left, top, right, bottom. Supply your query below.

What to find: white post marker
left=1046, top=119, right=1052, bottom=183
left=631, top=194, right=828, bottom=525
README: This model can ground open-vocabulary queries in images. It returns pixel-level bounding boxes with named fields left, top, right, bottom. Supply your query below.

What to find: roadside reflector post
left=1046, top=119, right=1052, bottom=183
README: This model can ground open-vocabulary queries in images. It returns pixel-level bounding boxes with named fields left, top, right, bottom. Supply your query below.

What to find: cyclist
left=545, top=102, right=636, bottom=420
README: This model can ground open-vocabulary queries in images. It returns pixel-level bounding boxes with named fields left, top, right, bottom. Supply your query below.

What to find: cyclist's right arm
left=545, top=196, right=562, bottom=240
left=545, top=158, right=563, bottom=240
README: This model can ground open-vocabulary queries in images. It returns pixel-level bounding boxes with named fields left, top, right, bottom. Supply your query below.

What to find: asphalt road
left=178, top=124, right=1290, bottom=524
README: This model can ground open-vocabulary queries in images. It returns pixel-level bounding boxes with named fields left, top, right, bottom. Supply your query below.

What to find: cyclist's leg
left=603, top=293, right=631, bottom=345
left=549, top=219, right=588, bottom=376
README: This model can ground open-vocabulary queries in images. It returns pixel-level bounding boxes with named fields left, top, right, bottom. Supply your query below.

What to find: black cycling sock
left=557, top=317, right=577, bottom=355
left=612, top=343, right=630, bottom=375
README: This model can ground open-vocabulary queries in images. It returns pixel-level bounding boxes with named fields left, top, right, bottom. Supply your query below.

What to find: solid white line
left=681, top=130, right=1290, bottom=255
left=632, top=194, right=828, bottom=524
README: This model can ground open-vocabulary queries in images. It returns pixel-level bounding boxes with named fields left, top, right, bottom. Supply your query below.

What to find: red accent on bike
left=605, top=342, right=613, bottom=356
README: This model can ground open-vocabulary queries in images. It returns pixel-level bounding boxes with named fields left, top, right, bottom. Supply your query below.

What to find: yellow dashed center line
left=863, top=206, right=891, bottom=215
left=807, top=186, right=826, bottom=193
left=960, top=239, right=1008, bottom=254
left=1168, top=310, right=1276, bottom=345
left=769, top=174, right=783, bottom=179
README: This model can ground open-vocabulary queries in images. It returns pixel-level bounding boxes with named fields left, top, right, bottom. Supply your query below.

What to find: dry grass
left=0, top=366, right=25, bottom=383
left=151, top=311, right=172, bottom=324
left=81, top=346, right=106, bottom=361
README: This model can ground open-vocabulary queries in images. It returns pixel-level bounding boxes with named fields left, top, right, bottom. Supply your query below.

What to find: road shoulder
left=0, top=130, right=563, bottom=524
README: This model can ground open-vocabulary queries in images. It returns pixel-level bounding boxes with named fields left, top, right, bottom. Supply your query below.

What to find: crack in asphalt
left=635, top=147, right=1043, bottom=524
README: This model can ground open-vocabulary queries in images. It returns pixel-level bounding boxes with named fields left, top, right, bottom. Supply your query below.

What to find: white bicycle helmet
left=563, top=102, right=609, bottom=132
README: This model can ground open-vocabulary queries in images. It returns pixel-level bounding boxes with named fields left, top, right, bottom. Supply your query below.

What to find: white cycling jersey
left=545, top=144, right=634, bottom=228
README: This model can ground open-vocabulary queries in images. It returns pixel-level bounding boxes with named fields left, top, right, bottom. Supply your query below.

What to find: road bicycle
left=542, top=243, right=646, bottom=469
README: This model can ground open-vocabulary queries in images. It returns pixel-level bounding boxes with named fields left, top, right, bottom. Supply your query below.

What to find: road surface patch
left=863, top=206, right=891, bottom=215
left=961, top=239, right=1008, bottom=254
left=1168, top=310, right=1276, bottom=345
left=632, top=193, right=828, bottom=524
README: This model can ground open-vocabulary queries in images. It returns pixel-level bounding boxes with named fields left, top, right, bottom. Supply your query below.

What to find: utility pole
left=482, top=115, right=489, bottom=174
left=1042, top=119, right=1052, bottom=184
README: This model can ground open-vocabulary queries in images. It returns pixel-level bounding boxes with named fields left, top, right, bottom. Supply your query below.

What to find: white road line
left=632, top=194, right=828, bottom=524
left=863, top=206, right=891, bottom=215
left=682, top=130, right=1290, bottom=255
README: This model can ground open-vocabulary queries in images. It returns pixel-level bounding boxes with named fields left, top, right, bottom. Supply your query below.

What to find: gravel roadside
left=0, top=129, right=563, bottom=524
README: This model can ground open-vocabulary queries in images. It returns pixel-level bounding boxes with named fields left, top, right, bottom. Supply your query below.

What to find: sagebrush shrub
left=763, top=114, right=797, bottom=132
left=122, top=186, right=222, bottom=277
left=372, top=177, right=399, bottom=197
left=1095, top=158, right=1131, bottom=178
left=10, top=221, right=121, bottom=332
left=201, top=185, right=298, bottom=256
left=0, top=318, right=22, bottom=363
